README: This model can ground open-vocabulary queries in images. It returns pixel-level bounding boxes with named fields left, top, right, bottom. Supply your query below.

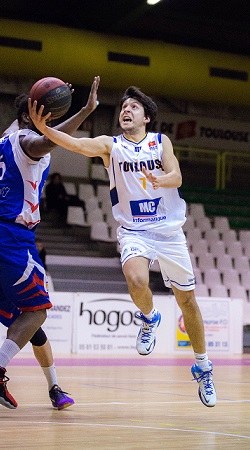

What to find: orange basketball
left=30, top=77, right=72, bottom=120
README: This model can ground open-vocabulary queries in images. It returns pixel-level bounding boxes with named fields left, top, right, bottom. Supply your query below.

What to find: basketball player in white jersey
left=29, top=83, right=216, bottom=408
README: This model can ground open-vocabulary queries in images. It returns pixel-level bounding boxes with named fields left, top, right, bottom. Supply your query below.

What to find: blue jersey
left=0, top=129, right=50, bottom=229
left=0, top=129, right=52, bottom=322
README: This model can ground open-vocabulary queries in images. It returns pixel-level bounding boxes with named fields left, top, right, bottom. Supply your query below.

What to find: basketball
left=30, top=77, right=72, bottom=120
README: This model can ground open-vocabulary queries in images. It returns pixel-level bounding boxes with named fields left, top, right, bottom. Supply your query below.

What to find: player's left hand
left=142, top=167, right=160, bottom=190
left=85, top=76, right=100, bottom=112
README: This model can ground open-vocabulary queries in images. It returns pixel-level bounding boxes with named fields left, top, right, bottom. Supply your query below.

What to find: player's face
left=119, top=98, right=148, bottom=131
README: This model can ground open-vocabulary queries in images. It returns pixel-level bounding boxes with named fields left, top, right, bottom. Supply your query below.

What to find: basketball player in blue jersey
left=29, top=83, right=216, bottom=408
left=0, top=76, right=100, bottom=409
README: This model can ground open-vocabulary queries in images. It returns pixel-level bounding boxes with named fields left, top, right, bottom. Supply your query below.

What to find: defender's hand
left=85, top=76, right=100, bottom=112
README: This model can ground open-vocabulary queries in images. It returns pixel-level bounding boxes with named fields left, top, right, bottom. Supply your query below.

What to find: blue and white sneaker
left=191, top=361, right=216, bottom=407
left=135, top=310, right=161, bottom=355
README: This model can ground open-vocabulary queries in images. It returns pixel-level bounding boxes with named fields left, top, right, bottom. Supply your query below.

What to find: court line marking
left=0, top=419, right=250, bottom=440
left=2, top=398, right=250, bottom=408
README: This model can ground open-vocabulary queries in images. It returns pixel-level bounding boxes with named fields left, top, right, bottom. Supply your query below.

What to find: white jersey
left=0, top=129, right=50, bottom=229
left=107, top=132, right=186, bottom=235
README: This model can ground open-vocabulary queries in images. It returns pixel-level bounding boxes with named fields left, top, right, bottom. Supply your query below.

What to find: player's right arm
left=28, top=98, right=112, bottom=164
left=16, top=76, right=99, bottom=160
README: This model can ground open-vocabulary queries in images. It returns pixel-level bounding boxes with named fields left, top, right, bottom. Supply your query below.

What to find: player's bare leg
left=171, top=287, right=205, bottom=353
left=123, top=257, right=161, bottom=355
left=172, top=286, right=216, bottom=407
left=122, top=256, right=152, bottom=314
left=7, top=310, right=47, bottom=349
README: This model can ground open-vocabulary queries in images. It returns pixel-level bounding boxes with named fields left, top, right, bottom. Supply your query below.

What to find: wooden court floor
left=1, top=354, right=250, bottom=450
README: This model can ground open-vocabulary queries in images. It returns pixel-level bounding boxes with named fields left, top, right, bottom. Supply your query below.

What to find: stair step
left=47, top=249, right=101, bottom=257
left=45, top=241, right=97, bottom=250
left=36, top=234, right=83, bottom=243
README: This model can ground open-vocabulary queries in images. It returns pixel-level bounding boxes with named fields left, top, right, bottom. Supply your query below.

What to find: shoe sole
left=198, top=388, right=216, bottom=407
left=52, top=400, right=75, bottom=410
left=0, top=398, right=17, bottom=409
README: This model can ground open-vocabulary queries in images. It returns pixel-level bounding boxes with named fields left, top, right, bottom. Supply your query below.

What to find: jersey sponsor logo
left=130, top=197, right=161, bottom=217
left=148, top=140, right=157, bottom=151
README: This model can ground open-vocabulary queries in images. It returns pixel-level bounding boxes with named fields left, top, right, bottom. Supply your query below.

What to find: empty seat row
left=66, top=206, right=119, bottom=241
left=195, top=283, right=248, bottom=301
left=64, top=182, right=111, bottom=203
left=190, top=250, right=250, bottom=272
left=188, top=238, right=250, bottom=260
left=185, top=226, right=238, bottom=244
left=194, top=267, right=250, bottom=288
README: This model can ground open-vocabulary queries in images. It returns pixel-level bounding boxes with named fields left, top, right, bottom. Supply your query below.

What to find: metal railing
left=174, top=146, right=250, bottom=191
left=221, top=151, right=250, bottom=190
left=174, top=146, right=221, bottom=190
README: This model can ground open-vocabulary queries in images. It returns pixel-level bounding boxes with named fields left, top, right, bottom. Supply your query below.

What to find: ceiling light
left=147, top=0, right=161, bottom=5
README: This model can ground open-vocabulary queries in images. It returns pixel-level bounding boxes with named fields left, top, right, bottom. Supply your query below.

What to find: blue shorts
left=0, top=222, right=52, bottom=324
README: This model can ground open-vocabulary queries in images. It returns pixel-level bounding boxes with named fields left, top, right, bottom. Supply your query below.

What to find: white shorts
left=118, top=227, right=195, bottom=291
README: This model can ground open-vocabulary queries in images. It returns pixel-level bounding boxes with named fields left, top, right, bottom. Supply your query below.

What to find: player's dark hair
left=120, top=86, right=157, bottom=131
left=14, top=94, right=29, bottom=124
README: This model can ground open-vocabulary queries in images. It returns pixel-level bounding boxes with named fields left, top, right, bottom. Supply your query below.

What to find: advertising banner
left=175, top=297, right=243, bottom=353
left=73, top=293, right=171, bottom=354
left=155, top=112, right=250, bottom=152
left=42, top=292, right=74, bottom=354
left=0, top=293, right=242, bottom=356
left=0, top=292, right=74, bottom=354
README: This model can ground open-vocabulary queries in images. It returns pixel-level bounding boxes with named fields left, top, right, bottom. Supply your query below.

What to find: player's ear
left=144, top=116, right=150, bottom=124
left=21, top=112, right=30, bottom=124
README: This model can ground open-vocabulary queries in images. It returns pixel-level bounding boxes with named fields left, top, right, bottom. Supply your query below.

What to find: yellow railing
left=174, top=146, right=250, bottom=190
left=221, top=151, right=250, bottom=190
left=174, top=146, right=221, bottom=190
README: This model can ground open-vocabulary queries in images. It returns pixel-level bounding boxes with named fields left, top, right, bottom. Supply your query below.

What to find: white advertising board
left=41, top=292, right=74, bottom=354
left=73, top=293, right=171, bottom=354
left=73, top=294, right=243, bottom=355
left=0, top=292, right=74, bottom=354
left=0, top=293, right=243, bottom=356
left=175, top=297, right=243, bottom=353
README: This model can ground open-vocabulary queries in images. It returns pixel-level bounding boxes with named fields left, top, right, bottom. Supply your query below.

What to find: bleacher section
left=182, top=187, right=250, bottom=230
left=37, top=181, right=250, bottom=327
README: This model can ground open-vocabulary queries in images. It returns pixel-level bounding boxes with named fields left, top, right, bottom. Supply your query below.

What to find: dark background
left=1, top=0, right=250, bottom=56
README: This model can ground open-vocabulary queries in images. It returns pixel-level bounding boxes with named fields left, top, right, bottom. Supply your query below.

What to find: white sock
left=0, top=339, right=20, bottom=368
left=41, top=364, right=58, bottom=390
left=144, top=308, right=157, bottom=320
left=194, top=352, right=209, bottom=370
